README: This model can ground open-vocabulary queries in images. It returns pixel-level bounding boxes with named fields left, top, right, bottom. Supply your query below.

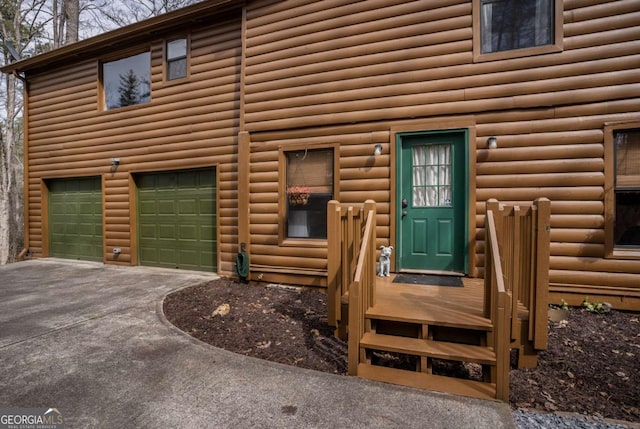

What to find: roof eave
left=1, top=0, right=244, bottom=74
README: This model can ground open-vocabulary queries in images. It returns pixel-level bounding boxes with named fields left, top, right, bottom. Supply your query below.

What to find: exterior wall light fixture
left=374, top=144, right=383, bottom=156
left=487, top=136, right=498, bottom=149
left=111, top=158, right=120, bottom=166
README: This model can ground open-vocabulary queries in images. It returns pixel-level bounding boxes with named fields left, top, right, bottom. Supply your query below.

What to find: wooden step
left=367, top=283, right=493, bottom=331
left=366, top=304, right=492, bottom=331
left=360, top=333, right=496, bottom=365
left=357, top=363, right=497, bottom=401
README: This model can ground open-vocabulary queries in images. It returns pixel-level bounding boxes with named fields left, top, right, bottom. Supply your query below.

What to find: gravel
left=513, top=410, right=635, bottom=429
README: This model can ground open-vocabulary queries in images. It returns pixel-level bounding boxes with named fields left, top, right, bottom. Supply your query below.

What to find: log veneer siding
left=10, top=0, right=640, bottom=308
left=24, top=14, right=242, bottom=273
left=242, top=0, right=640, bottom=307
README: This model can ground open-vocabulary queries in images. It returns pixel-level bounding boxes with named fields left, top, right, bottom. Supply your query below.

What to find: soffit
left=0, top=0, right=244, bottom=75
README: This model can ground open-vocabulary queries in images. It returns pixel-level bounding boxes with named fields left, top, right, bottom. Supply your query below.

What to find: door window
left=412, top=144, right=452, bottom=207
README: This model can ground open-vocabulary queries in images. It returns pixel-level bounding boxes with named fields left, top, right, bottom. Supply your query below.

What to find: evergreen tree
left=117, top=69, right=140, bottom=107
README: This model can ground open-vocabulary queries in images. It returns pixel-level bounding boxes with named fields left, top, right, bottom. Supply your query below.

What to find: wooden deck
left=370, top=275, right=491, bottom=330
left=327, top=199, right=550, bottom=401
left=356, top=274, right=499, bottom=401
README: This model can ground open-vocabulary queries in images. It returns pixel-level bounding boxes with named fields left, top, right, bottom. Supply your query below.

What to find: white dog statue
left=376, top=245, right=393, bottom=277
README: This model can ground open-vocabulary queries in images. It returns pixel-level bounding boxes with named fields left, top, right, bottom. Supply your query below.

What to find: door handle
left=402, top=210, right=408, bottom=218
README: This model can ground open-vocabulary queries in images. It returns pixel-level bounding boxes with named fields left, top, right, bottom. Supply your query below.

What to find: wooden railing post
left=484, top=199, right=500, bottom=318
left=510, top=205, right=522, bottom=341
left=532, top=198, right=551, bottom=350
left=327, top=200, right=377, bottom=343
left=348, top=203, right=376, bottom=375
left=485, top=208, right=511, bottom=401
left=486, top=197, right=552, bottom=371
left=327, top=200, right=341, bottom=328
left=347, top=277, right=361, bottom=376
left=363, top=200, right=376, bottom=307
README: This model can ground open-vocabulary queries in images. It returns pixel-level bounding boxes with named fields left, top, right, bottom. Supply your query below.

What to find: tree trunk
left=0, top=1, right=26, bottom=264
left=52, top=0, right=60, bottom=48
left=0, top=72, right=22, bottom=264
left=64, top=0, right=80, bottom=44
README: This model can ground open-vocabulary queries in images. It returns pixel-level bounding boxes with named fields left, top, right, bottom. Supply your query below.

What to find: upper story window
left=102, top=51, right=151, bottom=110
left=166, top=38, right=188, bottom=80
left=604, top=123, right=640, bottom=259
left=473, top=0, right=562, bottom=61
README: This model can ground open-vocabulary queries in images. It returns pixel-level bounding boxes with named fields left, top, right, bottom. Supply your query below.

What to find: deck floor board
left=369, top=275, right=492, bottom=330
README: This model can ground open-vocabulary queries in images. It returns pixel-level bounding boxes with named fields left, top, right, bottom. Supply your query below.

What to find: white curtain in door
left=413, top=144, right=451, bottom=207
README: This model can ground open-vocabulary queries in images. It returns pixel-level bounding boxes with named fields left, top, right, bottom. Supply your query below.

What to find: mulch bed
left=163, top=278, right=640, bottom=423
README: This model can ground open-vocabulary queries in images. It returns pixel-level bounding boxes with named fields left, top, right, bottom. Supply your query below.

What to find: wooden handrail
left=484, top=199, right=550, bottom=349
left=485, top=198, right=551, bottom=396
left=485, top=209, right=512, bottom=401
left=348, top=202, right=376, bottom=375
left=327, top=200, right=376, bottom=334
left=531, top=199, right=550, bottom=350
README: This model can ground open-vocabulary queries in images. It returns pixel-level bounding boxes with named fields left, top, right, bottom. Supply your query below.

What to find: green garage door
left=136, top=168, right=217, bottom=272
left=48, top=177, right=103, bottom=261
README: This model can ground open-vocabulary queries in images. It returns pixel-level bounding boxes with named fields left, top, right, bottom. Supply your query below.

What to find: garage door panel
left=158, top=200, right=176, bottom=214
left=48, top=177, right=103, bottom=262
left=199, top=198, right=215, bottom=215
left=79, top=202, right=95, bottom=215
left=159, top=175, right=177, bottom=187
left=179, top=225, right=197, bottom=240
left=200, top=225, right=215, bottom=241
left=178, top=200, right=197, bottom=214
left=136, top=168, right=216, bottom=272
left=158, top=224, right=177, bottom=239
left=139, top=200, right=156, bottom=215
left=158, top=248, right=177, bottom=264
left=178, top=173, right=197, bottom=187
left=199, top=251, right=214, bottom=267
left=140, top=246, right=157, bottom=260
left=140, top=224, right=156, bottom=239
left=78, top=223, right=95, bottom=236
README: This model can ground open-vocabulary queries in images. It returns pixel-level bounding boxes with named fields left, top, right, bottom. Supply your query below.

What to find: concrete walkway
left=0, top=259, right=515, bottom=428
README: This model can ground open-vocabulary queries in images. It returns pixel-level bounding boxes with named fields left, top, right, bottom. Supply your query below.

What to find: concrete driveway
left=0, top=259, right=515, bottom=428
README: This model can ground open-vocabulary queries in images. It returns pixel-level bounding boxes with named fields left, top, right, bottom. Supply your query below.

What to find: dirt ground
left=163, top=278, right=640, bottom=423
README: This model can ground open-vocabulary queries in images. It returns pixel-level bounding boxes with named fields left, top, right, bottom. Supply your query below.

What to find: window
left=166, top=38, right=188, bottom=80
left=473, top=0, right=562, bottom=61
left=612, top=130, right=640, bottom=247
left=283, top=147, right=335, bottom=240
left=412, top=144, right=452, bottom=207
left=102, top=52, right=151, bottom=110
left=605, top=124, right=640, bottom=258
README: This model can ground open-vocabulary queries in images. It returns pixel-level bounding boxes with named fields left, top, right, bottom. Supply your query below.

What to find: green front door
left=136, top=168, right=217, bottom=272
left=48, top=177, right=103, bottom=261
left=397, top=131, right=468, bottom=273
